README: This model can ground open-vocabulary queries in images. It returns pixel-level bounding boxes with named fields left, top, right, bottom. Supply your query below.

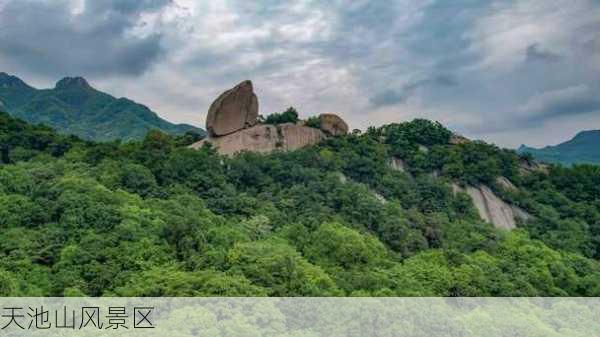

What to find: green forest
left=0, top=111, right=599, bottom=297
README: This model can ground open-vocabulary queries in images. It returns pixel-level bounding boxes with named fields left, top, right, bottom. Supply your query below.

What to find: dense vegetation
left=260, top=107, right=300, bottom=125
left=0, top=111, right=598, bottom=296
left=519, top=130, right=600, bottom=166
left=0, top=73, right=203, bottom=141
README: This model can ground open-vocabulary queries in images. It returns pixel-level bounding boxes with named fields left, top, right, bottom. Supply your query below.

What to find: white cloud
left=468, top=0, right=600, bottom=71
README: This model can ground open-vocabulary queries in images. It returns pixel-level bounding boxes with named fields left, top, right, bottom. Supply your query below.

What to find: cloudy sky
left=1, top=0, right=599, bottom=147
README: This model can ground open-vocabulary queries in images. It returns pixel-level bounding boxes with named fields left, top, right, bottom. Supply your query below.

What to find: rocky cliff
left=452, top=182, right=531, bottom=230
left=192, top=81, right=347, bottom=155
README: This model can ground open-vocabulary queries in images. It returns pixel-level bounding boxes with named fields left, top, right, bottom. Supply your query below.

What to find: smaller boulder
left=318, top=113, right=348, bottom=136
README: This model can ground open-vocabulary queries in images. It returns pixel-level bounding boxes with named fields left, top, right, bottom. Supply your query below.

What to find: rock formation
left=519, top=158, right=549, bottom=175
left=389, top=157, right=406, bottom=172
left=319, top=113, right=348, bottom=136
left=55, top=76, right=92, bottom=90
left=449, top=133, right=470, bottom=145
left=452, top=182, right=531, bottom=230
left=193, top=81, right=349, bottom=156
left=191, top=123, right=326, bottom=155
left=495, top=176, right=517, bottom=191
left=205, top=80, right=258, bottom=137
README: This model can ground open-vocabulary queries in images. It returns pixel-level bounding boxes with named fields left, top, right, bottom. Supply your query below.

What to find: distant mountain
left=0, top=72, right=204, bottom=141
left=518, top=130, right=600, bottom=166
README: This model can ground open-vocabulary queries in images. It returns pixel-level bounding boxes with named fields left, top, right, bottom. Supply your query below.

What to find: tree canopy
left=0, top=112, right=598, bottom=296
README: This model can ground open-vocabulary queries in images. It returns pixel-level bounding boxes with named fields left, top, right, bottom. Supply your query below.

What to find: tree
left=262, top=107, right=299, bottom=125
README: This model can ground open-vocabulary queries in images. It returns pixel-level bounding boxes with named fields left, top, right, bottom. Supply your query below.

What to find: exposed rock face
left=372, top=191, right=387, bottom=204
left=206, top=80, right=258, bottom=137
left=196, top=81, right=349, bottom=155
left=190, top=123, right=325, bottom=155
left=389, top=157, right=406, bottom=172
left=495, top=176, right=517, bottom=191
left=449, top=133, right=470, bottom=145
left=519, top=159, right=549, bottom=175
left=452, top=183, right=531, bottom=230
left=319, top=113, right=348, bottom=136
left=55, top=77, right=91, bottom=90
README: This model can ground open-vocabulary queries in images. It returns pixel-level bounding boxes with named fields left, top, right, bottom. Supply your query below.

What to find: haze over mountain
left=0, top=72, right=203, bottom=141
left=519, top=130, right=600, bottom=166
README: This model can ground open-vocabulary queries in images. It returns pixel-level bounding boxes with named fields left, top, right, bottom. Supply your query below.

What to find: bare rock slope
left=453, top=182, right=530, bottom=230
left=190, top=123, right=325, bottom=155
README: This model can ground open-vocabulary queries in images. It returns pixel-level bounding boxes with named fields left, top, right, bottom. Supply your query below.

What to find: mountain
left=0, top=72, right=204, bottom=141
left=518, top=130, right=600, bottom=166
left=1, top=111, right=599, bottom=297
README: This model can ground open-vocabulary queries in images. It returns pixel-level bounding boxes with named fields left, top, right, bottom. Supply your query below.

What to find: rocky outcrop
left=389, top=157, right=406, bottom=172
left=55, top=76, right=92, bottom=90
left=519, top=158, right=549, bottom=175
left=205, top=80, right=258, bottom=137
left=319, top=113, right=348, bottom=136
left=449, top=133, right=470, bottom=145
left=194, top=81, right=349, bottom=155
left=495, top=176, right=517, bottom=191
left=453, top=183, right=531, bottom=230
left=190, top=123, right=325, bottom=155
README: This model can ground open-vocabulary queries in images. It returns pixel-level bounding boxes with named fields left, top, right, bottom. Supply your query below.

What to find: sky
left=0, top=0, right=599, bottom=148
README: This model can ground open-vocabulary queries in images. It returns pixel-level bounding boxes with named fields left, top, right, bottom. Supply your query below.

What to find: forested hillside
left=0, top=73, right=203, bottom=141
left=0, top=111, right=598, bottom=296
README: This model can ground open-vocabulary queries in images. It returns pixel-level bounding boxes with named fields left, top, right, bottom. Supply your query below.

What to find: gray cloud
left=526, top=43, right=561, bottom=63
left=89, top=0, right=172, bottom=14
left=519, top=85, right=600, bottom=122
left=1, top=0, right=599, bottom=148
left=370, top=75, right=458, bottom=108
left=0, top=0, right=170, bottom=78
left=370, top=90, right=406, bottom=107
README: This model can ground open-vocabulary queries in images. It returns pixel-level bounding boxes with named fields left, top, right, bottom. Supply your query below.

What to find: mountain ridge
left=0, top=72, right=204, bottom=141
left=519, top=130, right=600, bottom=166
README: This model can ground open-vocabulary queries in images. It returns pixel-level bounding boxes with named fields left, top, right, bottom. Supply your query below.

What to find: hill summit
left=0, top=72, right=32, bottom=89
left=192, top=80, right=348, bottom=155
left=54, top=76, right=92, bottom=90
left=519, top=130, right=600, bottom=165
left=0, top=73, right=203, bottom=141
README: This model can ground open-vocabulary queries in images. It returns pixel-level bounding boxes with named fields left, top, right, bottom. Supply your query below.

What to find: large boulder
left=318, top=113, right=348, bottom=136
left=206, top=80, right=259, bottom=137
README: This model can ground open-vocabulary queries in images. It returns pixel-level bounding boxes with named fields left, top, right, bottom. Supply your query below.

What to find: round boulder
left=318, top=113, right=348, bottom=136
